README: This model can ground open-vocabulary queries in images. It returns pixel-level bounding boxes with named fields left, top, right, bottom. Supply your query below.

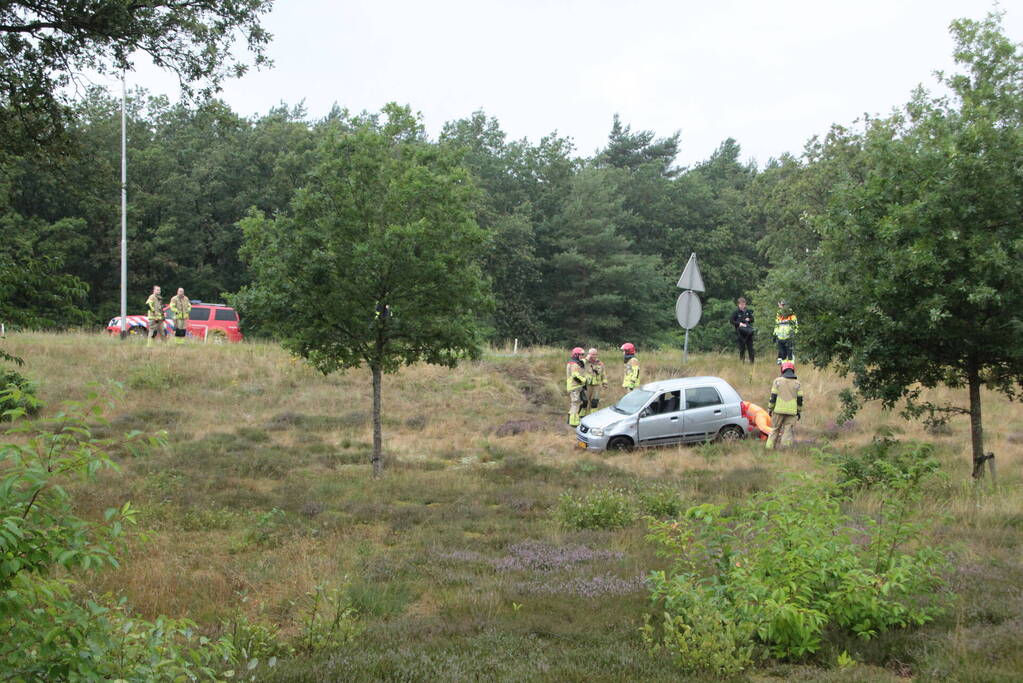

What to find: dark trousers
left=777, top=338, right=794, bottom=361
left=737, top=333, right=755, bottom=363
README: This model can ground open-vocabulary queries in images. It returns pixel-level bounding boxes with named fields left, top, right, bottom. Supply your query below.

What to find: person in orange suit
left=740, top=401, right=774, bottom=440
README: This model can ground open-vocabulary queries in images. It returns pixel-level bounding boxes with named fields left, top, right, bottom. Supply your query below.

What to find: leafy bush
left=237, top=507, right=291, bottom=550
left=821, top=436, right=942, bottom=489
left=127, top=364, right=172, bottom=390
left=0, top=368, right=40, bottom=420
left=557, top=488, right=635, bottom=530
left=643, top=474, right=949, bottom=673
left=0, top=385, right=233, bottom=680
left=221, top=612, right=293, bottom=675
left=637, top=486, right=685, bottom=519
left=296, top=583, right=362, bottom=654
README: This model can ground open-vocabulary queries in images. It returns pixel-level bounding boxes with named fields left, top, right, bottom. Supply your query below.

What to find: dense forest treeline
left=2, top=89, right=816, bottom=349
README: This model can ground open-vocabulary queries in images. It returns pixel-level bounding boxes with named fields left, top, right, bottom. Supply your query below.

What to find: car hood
left=580, top=407, right=635, bottom=430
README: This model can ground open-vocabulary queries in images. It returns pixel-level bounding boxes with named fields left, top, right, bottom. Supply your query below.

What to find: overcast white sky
left=112, top=0, right=1021, bottom=167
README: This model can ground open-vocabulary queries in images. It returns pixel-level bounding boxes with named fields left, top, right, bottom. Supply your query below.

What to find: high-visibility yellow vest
left=774, top=314, right=798, bottom=340
left=566, top=360, right=587, bottom=392
left=770, top=376, right=803, bottom=415
left=588, top=360, right=607, bottom=387
left=146, top=294, right=164, bottom=320
left=170, top=295, right=191, bottom=323
left=623, top=356, right=640, bottom=390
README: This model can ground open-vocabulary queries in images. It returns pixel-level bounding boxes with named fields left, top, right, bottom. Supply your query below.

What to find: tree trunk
left=967, top=359, right=986, bottom=479
left=371, top=363, right=383, bottom=478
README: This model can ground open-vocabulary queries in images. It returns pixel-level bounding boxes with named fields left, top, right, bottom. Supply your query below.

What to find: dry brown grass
left=4, top=332, right=1022, bottom=680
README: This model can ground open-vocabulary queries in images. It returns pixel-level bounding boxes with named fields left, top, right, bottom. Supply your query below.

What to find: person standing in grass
left=730, top=296, right=755, bottom=363
left=566, top=346, right=588, bottom=427
left=584, top=348, right=607, bottom=415
left=766, top=360, right=803, bottom=449
left=145, top=285, right=166, bottom=347
left=773, top=300, right=798, bottom=364
left=620, top=342, right=640, bottom=392
left=170, top=288, right=191, bottom=344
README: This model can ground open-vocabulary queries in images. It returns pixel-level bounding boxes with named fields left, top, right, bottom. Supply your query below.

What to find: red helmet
left=781, top=360, right=795, bottom=372
left=571, top=347, right=585, bottom=358
left=620, top=342, right=636, bottom=355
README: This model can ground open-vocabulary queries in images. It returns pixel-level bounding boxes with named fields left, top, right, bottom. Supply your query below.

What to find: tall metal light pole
left=119, top=74, right=128, bottom=338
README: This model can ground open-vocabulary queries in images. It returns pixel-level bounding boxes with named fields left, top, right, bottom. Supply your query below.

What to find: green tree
left=234, top=105, right=492, bottom=476
left=768, top=12, right=1023, bottom=477
left=0, top=0, right=273, bottom=150
left=541, top=168, right=670, bottom=345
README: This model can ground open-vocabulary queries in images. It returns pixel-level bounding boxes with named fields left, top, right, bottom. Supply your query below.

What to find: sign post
left=119, top=73, right=128, bottom=339
left=675, top=253, right=705, bottom=363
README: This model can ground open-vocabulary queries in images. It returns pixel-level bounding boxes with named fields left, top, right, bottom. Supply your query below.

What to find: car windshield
left=611, top=389, right=653, bottom=415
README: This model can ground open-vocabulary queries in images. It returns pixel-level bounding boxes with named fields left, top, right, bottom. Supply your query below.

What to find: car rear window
left=190, top=307, right=211, bottom=321
left=685, top=387, right=722, bottom=409
left=214, top=308, right=238, bottom=322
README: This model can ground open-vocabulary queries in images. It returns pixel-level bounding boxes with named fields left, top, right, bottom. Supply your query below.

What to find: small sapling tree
left=235, top=104, right=491, bottom=476
left=767, top=13, right=1023, bottom=478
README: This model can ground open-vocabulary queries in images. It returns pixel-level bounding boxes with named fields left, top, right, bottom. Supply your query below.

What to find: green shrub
left=296, top=583, right=362, bottom=654
left=0, top=368, right=40, bottom=420
left=0, top=385, right=234, bottom=679
left=221, top=612, right=293, bottom=673
left=643, top=474, right=949, bottom=673
left=557, top=488, right=635, bottom=530
left=821, top=436, right=942, bottom=489
left=637, top=486, right=685, bottom=519
left=237, top=507, right=291, bottom=550
left=642, top=589, right=754, bottom=676
left=127, top=364, right=172, bottom=390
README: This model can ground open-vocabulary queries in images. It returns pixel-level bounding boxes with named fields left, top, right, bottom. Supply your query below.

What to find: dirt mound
left=499, top=362, right=560, bottom=409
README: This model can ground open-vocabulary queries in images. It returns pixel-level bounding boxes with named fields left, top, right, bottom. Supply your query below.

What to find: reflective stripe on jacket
left=566, top=360, right=587, bottom=392
left=769, top=376, right=803, bottom=415
left=170, top=295, right=191, bottom=323
left=146, top=294, right=164, bottom=320
left=773, top=314, right=798, bottom=340
left=623, top=356, right=640, bottom=390
left=587, top=360, right=607, bottom=387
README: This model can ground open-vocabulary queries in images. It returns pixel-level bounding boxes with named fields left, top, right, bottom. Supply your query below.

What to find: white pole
left=119, top=74, right=128, bottom=338
left=513, top=338, right=518, bottom=354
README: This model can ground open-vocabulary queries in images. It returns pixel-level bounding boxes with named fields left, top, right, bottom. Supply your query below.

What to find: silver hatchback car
left=575, top=376, right=750, bottom=451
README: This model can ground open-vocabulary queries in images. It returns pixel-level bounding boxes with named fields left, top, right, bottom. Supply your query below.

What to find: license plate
left=577, top=441, right=587, bottom=449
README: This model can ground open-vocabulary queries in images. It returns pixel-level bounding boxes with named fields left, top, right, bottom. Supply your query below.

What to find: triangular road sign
left=677, top=253, right=705, bottom=292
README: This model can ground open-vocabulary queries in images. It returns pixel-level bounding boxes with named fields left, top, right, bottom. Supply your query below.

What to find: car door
left=637, top=391, right=683, bottom=445
left=682, top=386, right=725, bottom=442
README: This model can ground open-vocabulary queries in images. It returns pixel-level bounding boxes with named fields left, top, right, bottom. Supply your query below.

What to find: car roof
left=166, top=301, right=233, bottom=308
left=639, top=376, right=735, bottom=392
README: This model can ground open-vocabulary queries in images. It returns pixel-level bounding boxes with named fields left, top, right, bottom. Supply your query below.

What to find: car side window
left=646, top=390, right=681, bottom=415
left=190, top=307, right=211, bottom=321
left=685, top=387, right=722, bottom=409
left=214, top=308, right=238, bottom=322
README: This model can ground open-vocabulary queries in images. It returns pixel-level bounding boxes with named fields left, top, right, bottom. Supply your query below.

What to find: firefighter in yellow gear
left=620, top=342, right=640, bottom=391
left=766, top=360, right=803, bottom=449
left=566, top=347, right=588, bottom=427
left=170, top=288, right=191, bottom=344
left=145, top=285, right=166, bottom=346
left=773, top=300, right=798, bottom=364
left=581, top=348, right=607, bottom=417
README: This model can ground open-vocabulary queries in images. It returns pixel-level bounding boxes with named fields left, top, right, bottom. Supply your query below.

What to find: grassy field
left=4, top=332, right=1023, bottom=681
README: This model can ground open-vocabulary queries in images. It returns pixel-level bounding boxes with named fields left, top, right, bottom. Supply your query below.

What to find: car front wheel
left=606, top=436, right=634, bottom=452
